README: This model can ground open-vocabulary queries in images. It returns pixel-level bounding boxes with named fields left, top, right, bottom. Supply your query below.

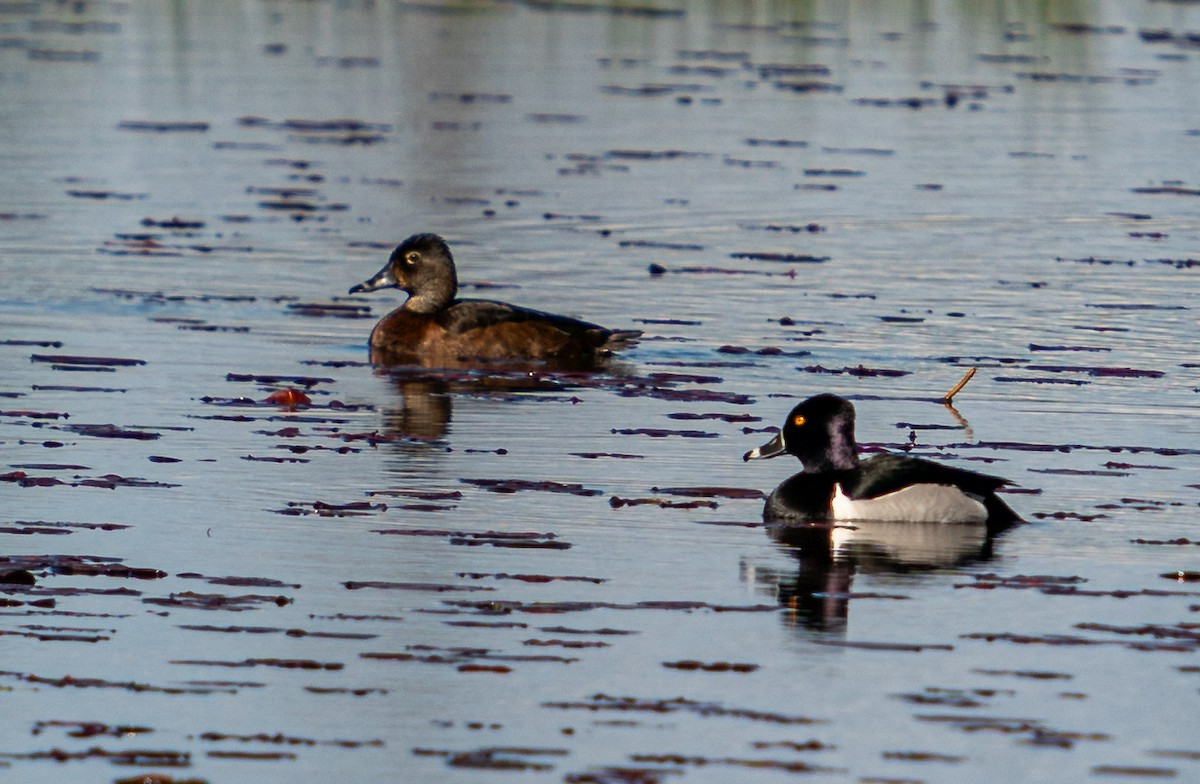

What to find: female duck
left=744, top=394, right=1019, bottom=528
left=349, top=233, right=639, bottom=366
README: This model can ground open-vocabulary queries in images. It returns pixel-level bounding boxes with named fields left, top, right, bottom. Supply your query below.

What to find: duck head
left=743, top=393, right=861, bottom=472
left=349, top=233, right=458, bottom=313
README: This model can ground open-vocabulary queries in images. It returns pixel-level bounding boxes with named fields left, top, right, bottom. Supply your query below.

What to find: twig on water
left=941, top=367, right=976, bottom=405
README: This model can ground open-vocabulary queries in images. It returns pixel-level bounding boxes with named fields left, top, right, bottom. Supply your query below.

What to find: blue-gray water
left=2, top=1, right=1199, bottom=782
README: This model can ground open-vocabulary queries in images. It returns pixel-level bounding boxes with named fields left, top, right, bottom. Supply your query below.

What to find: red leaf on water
left=263, top=388, right=312, bottom=407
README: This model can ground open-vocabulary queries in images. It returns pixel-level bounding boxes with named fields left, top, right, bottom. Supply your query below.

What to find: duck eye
left=792, top=415, right=806, bottom=427
left=404, top=252, right=419, bottom=266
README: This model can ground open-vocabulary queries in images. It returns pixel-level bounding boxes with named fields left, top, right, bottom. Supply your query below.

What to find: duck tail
left=984, top=493, right=1023, bottom=535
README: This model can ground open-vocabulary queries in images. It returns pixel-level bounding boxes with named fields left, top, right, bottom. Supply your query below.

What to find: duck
left=743, top=393, right=1019, bottom=528
left=348, top=233, right=640, bottom=366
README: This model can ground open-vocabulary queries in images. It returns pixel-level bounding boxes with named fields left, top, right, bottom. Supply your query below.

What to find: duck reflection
left=754, top=516, right=1011, bottom=632
left=376, top=357, right=634, bottom=442
left=380, top=375, right=453, bottom=441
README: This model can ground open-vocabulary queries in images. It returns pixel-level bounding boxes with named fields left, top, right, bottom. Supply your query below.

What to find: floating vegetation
left=4, top=4, right=1200, bottom=782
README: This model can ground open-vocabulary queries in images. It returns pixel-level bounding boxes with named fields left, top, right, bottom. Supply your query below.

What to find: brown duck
left=349, top=233, right=640, bottom=366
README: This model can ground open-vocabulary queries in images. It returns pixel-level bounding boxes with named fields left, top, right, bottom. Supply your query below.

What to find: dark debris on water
left=372, top=528, right=570, bottom=550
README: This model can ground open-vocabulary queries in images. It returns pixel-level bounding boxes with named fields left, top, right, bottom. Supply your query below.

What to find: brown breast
left=368, top=310, right=443, bottom=364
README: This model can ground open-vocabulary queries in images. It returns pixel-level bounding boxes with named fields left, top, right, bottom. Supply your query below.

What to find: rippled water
left=3, top=1, right=1200, bottom=782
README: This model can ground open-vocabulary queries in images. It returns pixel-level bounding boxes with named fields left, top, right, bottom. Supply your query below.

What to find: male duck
left=349, top=233, right=640, bottom=366
left=744, top=393, right=1019, bottom=527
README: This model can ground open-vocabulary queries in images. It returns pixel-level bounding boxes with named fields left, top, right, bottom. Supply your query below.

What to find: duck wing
left=440, top=299, right=638, bottom=350
left=840, top=454, right=1020, bottom=529
left=845, top=453, right=1011, bottom=500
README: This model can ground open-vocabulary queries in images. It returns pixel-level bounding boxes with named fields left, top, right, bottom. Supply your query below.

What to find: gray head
left=348, top=233, right=458, bottom=313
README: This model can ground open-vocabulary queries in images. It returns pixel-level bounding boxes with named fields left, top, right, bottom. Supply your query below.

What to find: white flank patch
left=831, top=482, right=987, bottom=523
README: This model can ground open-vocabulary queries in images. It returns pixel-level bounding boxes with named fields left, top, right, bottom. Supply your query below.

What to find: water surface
left=2, top=1, right=1199, bottom=782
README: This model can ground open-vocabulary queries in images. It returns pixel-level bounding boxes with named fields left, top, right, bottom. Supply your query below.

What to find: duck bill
left=349, top=262, right=397, bottom=295
left=743, top=431, right=787, bottom=461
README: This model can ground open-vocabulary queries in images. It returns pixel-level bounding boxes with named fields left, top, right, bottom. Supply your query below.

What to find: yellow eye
left=792, top=415, right=806, bottom=427
left=405, top=252, right=419, bottom=265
